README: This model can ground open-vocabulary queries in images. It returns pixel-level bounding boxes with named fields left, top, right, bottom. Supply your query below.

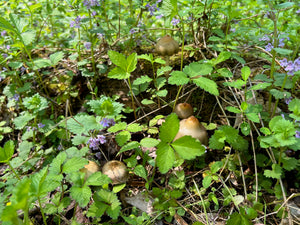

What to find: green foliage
left=108, top=51, right=137, bottom=79
left=0, top=140, right=14, bottom=163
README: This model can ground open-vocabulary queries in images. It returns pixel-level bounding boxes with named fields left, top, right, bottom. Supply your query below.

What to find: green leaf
left=156, top=142, right=175, bottom=174
left=288, top=98, right=300, bottom=120
left=161, top=0, right=178, bottom=18
left=212, top=51, right=231, bottom=66
left=217, top=68, right=233, bottom=78
left=21, top=30, right=35, bottom=45
left=118, top=141, right=140, bottom=154
left=140, top=137, right=160, bottom=148
left=159, top=113, right=179, bottom=143
left=108, top=122, right=127, bottom=132
left=157, top=89, right=168, bottom=97
left=95, top=189, right=121, bottom=219
left=0, top=140, right=14, bottom=163
left=192, top=77, right=219, bottom=96
left=240, top=122, right=251, bottom=136
left=50, top=51, right=64, bottom=65
left=33, top=58, right=52, bottom=69
left=141, top=99, right=155, bottom=105
left=223, top=79, right=246, bottom=89
left=226, top=212, right=251, bottom=225
left=13, top=111, right=35, bottom=129
left=23, top=93, right=48, bottom=113
left=70, top=185, right=92, bottom=207
left=210, top=161, right=223, bottom=174
left=115, top=130, right=131, bottom=146
left=138, top=54, right=153, bottom=62
left=273, top=48, right=293, bottom=55
left=245, top=112, right=260, bottom=123
left=249, top=82, right=272, bottom=90
left=226, top=106, right=241, bottom=114
left=184, top=62, right=213, bottom=77
left=62, top=157, right=88, bottom=174
left=67, top=115, right=100, bottom=135
left=209, top=130, right=226, bottom=150
left=87, top=201, right=108, bottom=218
left=0, top=16, right=17, bottom=33
left=133, top=75, right=152, bottom=85
left=108, top=67, right=129, bottom=79
left=127, top=123, right=142, bottom=132
left=241, top=66, right=251, bottom=81
left=202, top=176, right=212, bottom=189
left=127, top=52, right=137, bottom=73
left=264, top=164, right=282, bottom=179
left=85, top=172, right=111, bottom=186
left=108, top=50, right=127, bottom=70
left=270, top=89, right=291, bottom=99
left=134, top=165, right=148, bottom=180
left=168, top=71, right=189, bottom=85
left=49, top=152, right=67, bottom=175
left=172, top=136, right=206, bottom=160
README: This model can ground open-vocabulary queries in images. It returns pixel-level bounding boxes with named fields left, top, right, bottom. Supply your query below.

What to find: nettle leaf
left=223, top=79, right=246, bottom=89
left=168, top=71, right=189, bottom=85
left=171, top=136, right=206, bottom=160
left=23, top=93, right=48, bottom=113
left=0, top=140, right=14, bottom=163
left=226, top=106, right=241, bottom=114
left=273, top=48, right=293, bottom=55
left=127, top=52, right=137, bottom=73
left=161, top=0, right=178, bottom=17
left=184, top=62, right=213, bottom=77
left=33, top=58, right=52, bottom=69
left=62, top=157, right=88, bottom=174
left=86, top=172, right=111, bottom=186
left=288, top=98, right=300, bottom=120
left=49, top=152, right=67, bottom=175
left=108, top=67, right=129, bottom=79
left=209, top=130, right=226, bottom=150
left=13, top=111, right=35, bottom=129
left=67, top=115, right=100, bottom=135
left=138, top=54, right=153, bottom=62
left=140, top=137, right=160, bottom=148
left=159, top=113, right=179, bottom=143
left=212, top=51, right=231, bottom=66
left=217, top=68, right=233, bottom=78
left=157, top=66, right=171, bottom=77
left=245, top=113, right=260, bottom=123
left=87, top=96, right=124, bottom=117
left=118, top=141, right=139, bottom=154
left=269, top=89, right=291, bottom=99
left=269, top=116, right=295, bottom=136
left=127, top=123, right=142, bottom=132
left=50, top=51, right=64, bottom=65
left=156, top=142, right=175, bottom=174
left=21, top=30, right=35, bottom=45
left=108, top=50, right=127, bottom=70
left=133, top=75, right=152, bottom=85
left=87, top=201, right=108, bottom=218
left=0, top=16, right=17, bottom=33
left=192, top=77, right=219, bottom=96
left=70, top=185, right=92, bottom=207
left=95, top=189, right=121, bottom=219
left=282, top=156, right=298, bottom=171
left=264, top=164, right=282, bottom=179
left=226, top=212, right=251, bottom=225
left=241, top=66, right=251, bottom=81
left=249, top=82, right=272, bottom=91
left=157, top=89, right=168, bottom=97
left=115, top=130, right=131, bottom=146
left=134, top=165, right=148, bottom=180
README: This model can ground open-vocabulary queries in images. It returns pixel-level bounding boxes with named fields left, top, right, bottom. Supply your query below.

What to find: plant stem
left=8, top=162, right=21, bottom=180
left=127, top=77, right=137, bottom=120
left=88, top=10, right=97, bottom=78
left=38, top=196, right=47, bottom=225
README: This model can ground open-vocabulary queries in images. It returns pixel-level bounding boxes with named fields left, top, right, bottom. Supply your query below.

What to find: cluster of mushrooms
left=174, top=103, right=208, bottom=146
left=80, top=160, right=128, bottom=184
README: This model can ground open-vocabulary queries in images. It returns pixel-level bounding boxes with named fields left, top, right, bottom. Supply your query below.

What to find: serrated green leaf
left=226, top=212, right=251, bottom=225
left=240, top=122, right=250, bottom=136
left=108, top=50, right=127, bottom=70
left=210, top=161, right=223, bottom=174
left=209, top=130, right=226, bottom=150
left=87, top=201, right=108, bottom=218
left=213, top=51, right=231, bottom=66
left=241, top=66, right=250, bottom=81
left=223, top=79, right=246, bottom=89
left=140, top=137, right=160, bottom=148
left=172, top=136, right=205, bottom=160
left=62, top=157, right=88, bottom=174
left=127, top=52, right=137, bottom=73
left=108, top=67, right=129, bottom=79
left=156, top=142, right=175, bottom=174
left=157, top=66, right=171, bottom=76
left=273, top=48, right=293, bottom=55
left=226, top=106, right=241, bottom=113
left=0, top=16, right=17, bottom=33
left=157, top=89, right=168, bottom=97
left=134, top=165, right=148, bottom=180
left=168, top=71, right=189, bottom=85
left=0, top=140, right=14, bottom=163
left=115, top=130, right=131, bottom=146
left=127, top=123, right=142, bottom=132
left=33, top=58, right=52, bottom=69
left=67, top=115, right=100, bottom=135
left=13, top=111, right=35, bottom=129
left=264, top=164, right=282, bottom=179
left=270, top=89, right=291, bottom=99
left=138, top=54, right=153, bottom=62
left=85, top=172, right=111, bottom=186
left=192, top=77, right=219, bottom=96
left=21, top=30, right=35, bottom=45
left=260, top=127, right=271, bottom=135
left=202, top=176, right=212, bottom=189
left=49, top=152, right=67, bottom=175
left=141, top=99, right=155, bottom=105
left=184, top=62, right=213, bottom=77
left=118, top=141, right=140, bottom=154
left=70, top=185, right=92, bottom=207
left=288, top=98, right=300, bottom=120
left=133, top=75, right=152, bottom=85
left=72, top=135, right=90, bottom=145
left=95, top=189, right=121, bottom=219
left=217, top=68, right=233, bottom=78
left=282, top=157, right=298, bottom=171
left=161, top=0, right=178, bottom=17
left=50, top=51, right=64, bottom=65
left=159, top=113, right=179, bottom=143
left=245, top=112, right=260, bottom=123
left=249, top=82, right=272, bottom=90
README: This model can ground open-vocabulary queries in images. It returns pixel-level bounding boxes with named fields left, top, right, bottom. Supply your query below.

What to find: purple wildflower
left=97, top=33, right=104, bottom=39
left=284, top=97, right=293, bottom=105
left=279, top=58, right=288, bottom=67
left=87, top=135, right=106, bottom=150
left=38, top=123, right=45, bottom=128
left=130, top=28, right=136, bottom=34
left=265, top=43, right=273, bottom=52
left=278, top=38, right=285, bottom=47
left=26, top=126, right=32, bottom=132
left=296, top=9, right=300, bottom=14
left=6, top=45, right=10, bottom=50
left=259, top=35, right=270, bottom=42
left=92, top=11, right=97, bottom=16
left=100, top=118, right=115, bottom=128
left=294, top=57, right=300, bottom=71
left=145, top=3, right=159, bottom=16
left=83, top=0, right=100, bottom=9
left=70, top=16, right=85, bottom=28
left=1, top=30, right=7, bottom=37
left=156, top=14, right=164, bottom=19
left=57, top=145, right=63, bottom=150
left=84, top=42, right=91, bottom=50
left=2, top=54, right=8, bottom=58
left=13, top=94, right=20, bottom=102
left=296, top=131, right=300, bottom=139
left=171, top=18, right=180, bottom=26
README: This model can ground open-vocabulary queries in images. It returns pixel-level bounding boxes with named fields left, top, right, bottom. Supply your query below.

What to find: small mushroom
left=173, top=116, right=208, bottom=145
left=102, top=160, right=129, bottom=184
left=174, top=103, right=193, bottom=119
left=80, top=160, right=100, bottom=180
left=155, top=35, right=179, bottom=67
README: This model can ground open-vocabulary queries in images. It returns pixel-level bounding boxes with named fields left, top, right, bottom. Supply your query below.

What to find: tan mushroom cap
left=174, top=116, right=208, bottom=145
left=102, top=160, right=129, bottom=184
left=80, top=160, right=100, bottom=180
left=155, top=35, right=179, bottom=56
left=174, top=103, right=193, bottom=119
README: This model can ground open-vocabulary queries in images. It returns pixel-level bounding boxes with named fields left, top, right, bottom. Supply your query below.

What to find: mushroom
left=174, top=103, right=193, bottom=119
left=80, top=160, right=100, bottom=180
left=173, top=116, right=208, bottom=145
left=155, top=34, right=179, bottom=67
left=102, top=160, right=129, bottom=184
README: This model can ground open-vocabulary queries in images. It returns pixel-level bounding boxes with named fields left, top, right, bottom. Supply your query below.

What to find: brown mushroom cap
left=102, top=160, right=129, bottom=184
left=80, top=160, right=100, bottom=180
left=174, top=103, right=193, bottom=119
left=173, top=116, right=208, bottom=145
left=155, top=35, right=179, bottom=56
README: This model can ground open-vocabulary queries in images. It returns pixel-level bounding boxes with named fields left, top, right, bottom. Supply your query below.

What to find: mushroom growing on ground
left=102, top=160, right=129, bottom=184
left=174, top=103, right=193, bottom=119
left=173, top=116, right=208, bottom=145
left=155, top=34, right=179, bottom=67
left=80, top=160, right=100, bottom=180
